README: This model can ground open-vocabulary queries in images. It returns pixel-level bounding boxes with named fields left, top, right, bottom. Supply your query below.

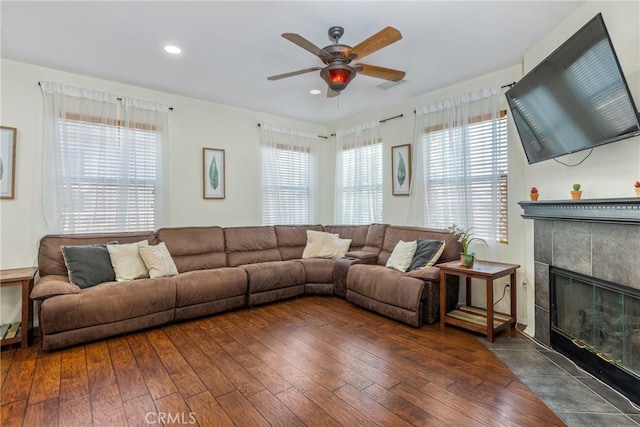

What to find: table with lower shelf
left=439, top=260, right=519, bottom=342
left=0, top=267, right=37, bottom=348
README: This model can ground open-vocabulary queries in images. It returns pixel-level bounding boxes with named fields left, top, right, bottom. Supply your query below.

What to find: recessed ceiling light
left=164, top=45, right=182, bottom=55
left=310, top=89, right=322, bottom=95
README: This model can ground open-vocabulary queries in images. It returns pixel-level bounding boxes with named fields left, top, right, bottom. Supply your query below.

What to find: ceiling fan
left=267, top=26, right=405, bottom=97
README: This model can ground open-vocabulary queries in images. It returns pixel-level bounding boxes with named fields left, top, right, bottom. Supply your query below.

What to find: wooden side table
left=439, top=260, right=519, bottom=342
left=0, top=267, right=37, bottom=348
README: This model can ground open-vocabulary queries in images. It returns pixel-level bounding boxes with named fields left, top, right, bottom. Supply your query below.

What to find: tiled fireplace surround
left=519, top=198, right=640, bottom=344
left=520, top=198, right=640, bottom=402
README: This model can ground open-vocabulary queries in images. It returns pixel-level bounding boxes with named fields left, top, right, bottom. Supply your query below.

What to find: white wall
left=521, top=0, right=640, bottom=333
left=0, top=59, right=331, bottom=322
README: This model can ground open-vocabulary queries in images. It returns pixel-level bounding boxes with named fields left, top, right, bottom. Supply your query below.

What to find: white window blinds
left=335, top=122, right=382, bottom=225
left=423, top=111, right=508, bottom=243
left=260, top=124, right=317, bottom=225
left=40, top=82, right=170, bottom=234
left=58, top=117, right=158, bottom=232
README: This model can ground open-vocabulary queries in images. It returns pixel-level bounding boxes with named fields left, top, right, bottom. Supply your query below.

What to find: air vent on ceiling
left=376, top=79, right=407, bottom=90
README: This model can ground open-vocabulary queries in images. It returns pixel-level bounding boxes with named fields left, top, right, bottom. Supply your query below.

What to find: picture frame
left=203, top=148, right=225, bottom=199
left=0, top=126, right=17, bottom=200
left=392, top=144, right=411, bottom=196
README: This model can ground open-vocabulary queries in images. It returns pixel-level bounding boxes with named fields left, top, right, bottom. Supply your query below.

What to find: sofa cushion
left=175, top=268, right=247, bottom=307
left=378, top=226, right=462, bottom=266
left=61, top=243, right=117, bottom=288
left=139, top=242, right=179, bottom=278
left=225, top=226, right=282, bottom=267
left=297, top=258, right=335, bottom=283
left=408, top=240, right=445, bottom=271
left=301, top=230, right=333, bottom=259
left=318, top=234, right=352, bottom=259
left=38, top=277, right=176, bottom=335
left=386, top=240, right=417, bottom=272
left=347, top=264, right=425, bottom=311
left=38, top=232, right=157, bottom=277
left=276, top=225, right=323, bottom=260
left=156, top=226, right=227, bottom=272
left=242, top=260, right=305, bottom=293
left=107, top=240, right=150, bottom=281
left=323, top=225, right=370, bottom=252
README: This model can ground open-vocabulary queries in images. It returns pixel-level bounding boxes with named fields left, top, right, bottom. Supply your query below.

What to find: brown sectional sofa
left=32, top=224, right=462, bottom=350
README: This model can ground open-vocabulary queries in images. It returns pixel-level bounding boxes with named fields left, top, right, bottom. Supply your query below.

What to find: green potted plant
left=571, top=183, right=582, bottom=200
left=530, top=187, right=539, bottom=201
left=447, top=224, right=487, bottom=268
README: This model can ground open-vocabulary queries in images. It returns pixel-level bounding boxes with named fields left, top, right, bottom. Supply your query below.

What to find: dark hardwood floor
left=1, top=297, right=565, bottom=426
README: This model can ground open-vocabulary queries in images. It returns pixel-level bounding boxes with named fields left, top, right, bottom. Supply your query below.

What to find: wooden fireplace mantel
left=519, top=198, right=640, bottom=224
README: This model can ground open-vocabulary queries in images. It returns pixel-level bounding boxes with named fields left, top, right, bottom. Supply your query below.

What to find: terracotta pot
left=530, top=193, right=539, bottom=201
left=635, top=188, right=640, bottom=197
left=460, top=253, right=475, bottom=268
left=571, top=190, right=582, bottom=200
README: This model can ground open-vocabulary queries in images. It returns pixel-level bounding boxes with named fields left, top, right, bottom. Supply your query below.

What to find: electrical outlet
left=522, top=281, right=527, bottom=288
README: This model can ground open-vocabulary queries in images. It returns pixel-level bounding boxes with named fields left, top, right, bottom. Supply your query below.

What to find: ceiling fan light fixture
left=320, top=63, right=356, bottom=92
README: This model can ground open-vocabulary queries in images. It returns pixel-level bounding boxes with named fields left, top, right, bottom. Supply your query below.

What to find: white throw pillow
left=318, top=234, right=352, bottom=259
left=302, top=230, right=330, bottom=259
left=107, top=240, right=150, bottom=281
left=138, top=242, right=178, bottom=278
left=386, top=240, right=418, bottom=272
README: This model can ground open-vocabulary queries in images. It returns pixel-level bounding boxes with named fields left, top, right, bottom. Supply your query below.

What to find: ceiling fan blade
left=350, top=26, right=402, bottom=60
left=268, top=67, right=323, bottom=81
left=357, top=63, right=405, bottom=81
left=327, top=87, right=340, bottom=98
left=282, top=33, right=330, bottom=58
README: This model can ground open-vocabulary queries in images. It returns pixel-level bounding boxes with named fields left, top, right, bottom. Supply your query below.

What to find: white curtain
left=408, top=86, right=504, bottom=239
left=334, top=121, right=382, bottom=224
left=40, top=82, right=170, bottom=233
left=259, top=123, right=318, bottom=225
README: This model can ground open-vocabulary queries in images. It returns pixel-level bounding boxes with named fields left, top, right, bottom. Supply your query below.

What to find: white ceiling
left=1, top=1, right=584, bottom=126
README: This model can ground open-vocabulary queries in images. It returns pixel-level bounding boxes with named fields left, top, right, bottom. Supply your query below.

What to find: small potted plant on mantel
left=571, top=183, right=582, bottom=200
left=634, top=181, right=640, bottom=197
left=530, top=187, right=539, bottom=201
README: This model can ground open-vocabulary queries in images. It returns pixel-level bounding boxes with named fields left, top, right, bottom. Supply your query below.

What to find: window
left=338, top=142, right=382, bottom=224
left=335, top=121, right=382, bottom=224
left=259, top=124, right=318, bottom=225
left=261, top=144, right=312, bottom=225
left=41, top=82, right=170, bottom=234
left=58, top=115, right=158, bottom=233
left=423, top=111, right=508, bottom=242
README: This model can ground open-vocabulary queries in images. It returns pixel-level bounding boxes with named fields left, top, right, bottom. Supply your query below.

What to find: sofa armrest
left=333, top=254, right=376, bottom=298
left=30, top=275, right=81, bottom=300
left=344, top=250, right=378, bottom=263
left=405, top=266, right=440, bottom=281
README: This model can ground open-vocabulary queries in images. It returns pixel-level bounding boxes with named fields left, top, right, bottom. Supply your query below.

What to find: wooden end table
left=439, top=260, right=519, bottom=342
left=0, top=267, right=37, bottom=348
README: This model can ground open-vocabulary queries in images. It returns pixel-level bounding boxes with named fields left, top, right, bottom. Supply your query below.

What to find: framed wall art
left=392, top=144, right=411, bottom=196
left=203, top=148, right=225, bottom=199
left=0, top=126, right=17, bottom=199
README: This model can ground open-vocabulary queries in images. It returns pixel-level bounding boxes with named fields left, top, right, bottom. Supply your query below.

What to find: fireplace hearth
left=520, top=198, right=640, bottom=406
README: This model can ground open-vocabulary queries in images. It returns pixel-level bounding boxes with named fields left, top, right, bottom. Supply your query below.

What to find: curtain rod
left=256, top=123, right=328, bottom=139
left=329, top=112, right=404, bottom=136
left=37, top=82, right=174, bottom=111
left=412, top=82, right=517, bottom=114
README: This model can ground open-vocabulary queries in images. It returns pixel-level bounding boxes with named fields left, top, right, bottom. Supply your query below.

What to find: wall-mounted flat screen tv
left=506, top=13, right=640, bottom=164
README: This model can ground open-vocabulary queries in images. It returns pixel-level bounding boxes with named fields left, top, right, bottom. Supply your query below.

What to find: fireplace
left=520, top=198, right=640, bottom=406
left=551, top=267, right=640, bottom=403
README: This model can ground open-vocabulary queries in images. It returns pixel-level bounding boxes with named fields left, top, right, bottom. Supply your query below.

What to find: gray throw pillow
left=408, top=239, right=445, bottom=271
left=61, top=243, right=117, bottom=288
